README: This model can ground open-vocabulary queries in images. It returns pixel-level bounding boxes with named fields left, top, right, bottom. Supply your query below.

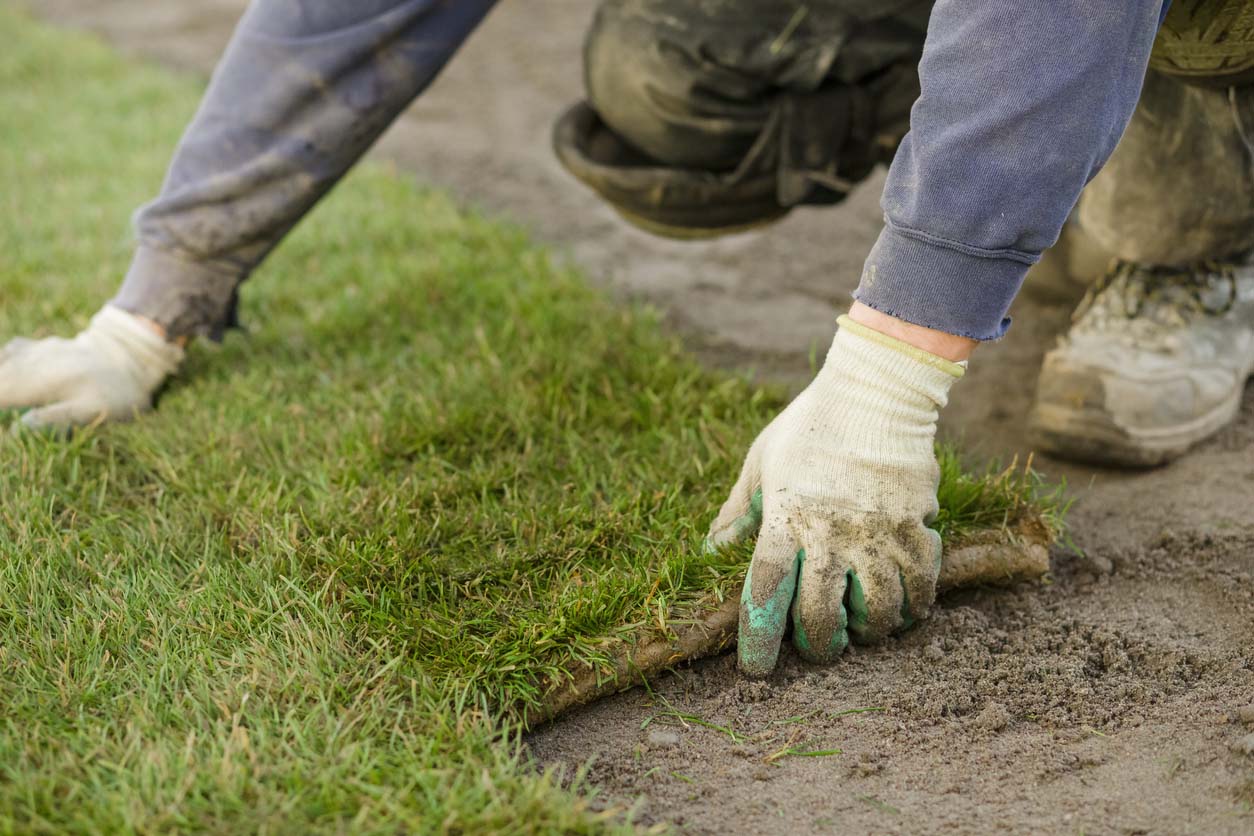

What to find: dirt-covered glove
left=706, top=315, right=964, bottom=676
left=0, top=306, right=183, bottom=430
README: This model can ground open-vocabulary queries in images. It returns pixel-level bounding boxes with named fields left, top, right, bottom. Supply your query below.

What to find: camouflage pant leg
left=581, top=0, right=932, bottom=209
left=112, top=0, right=497, bottom=340
left=1077, top=70, right=1254, bottom=266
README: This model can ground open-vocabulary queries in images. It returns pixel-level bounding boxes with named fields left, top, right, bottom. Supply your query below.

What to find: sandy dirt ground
left=18, top=2, right=1254, bottom=833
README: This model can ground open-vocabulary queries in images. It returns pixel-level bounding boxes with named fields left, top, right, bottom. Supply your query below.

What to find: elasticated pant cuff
left=852, top=222, right=1039, bottom=342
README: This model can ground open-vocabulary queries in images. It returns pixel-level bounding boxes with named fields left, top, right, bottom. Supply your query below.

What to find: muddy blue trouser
left=114, top=0, right=1171, bottom=341
left=113, top=0, right=498, bottom=339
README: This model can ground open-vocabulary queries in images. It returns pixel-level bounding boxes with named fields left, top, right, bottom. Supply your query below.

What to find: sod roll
left=528, top=517, right=1051, bottom=726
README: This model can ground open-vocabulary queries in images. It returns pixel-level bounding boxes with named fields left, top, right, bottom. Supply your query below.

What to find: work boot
left=1029, top=259, right=1254, bottom=467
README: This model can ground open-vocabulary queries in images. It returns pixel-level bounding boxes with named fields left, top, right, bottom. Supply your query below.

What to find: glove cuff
left=830, top=315, right=964, bottom=411
left=836, top=315, right=966, bottom=378
left=91, top=305, right=185, bottom=389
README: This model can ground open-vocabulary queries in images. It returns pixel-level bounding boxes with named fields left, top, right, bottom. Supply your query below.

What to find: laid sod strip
left=0, top=10, right=1062, bottom=833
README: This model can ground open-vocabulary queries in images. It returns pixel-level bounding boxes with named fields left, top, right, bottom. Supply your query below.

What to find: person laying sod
left=2, top=0, right=1249, bottom=678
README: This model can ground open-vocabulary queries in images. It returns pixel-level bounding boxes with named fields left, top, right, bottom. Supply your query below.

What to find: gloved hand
left=0, top=306, right=184, bottom=430
left=705, top=315, right=964, bottom=676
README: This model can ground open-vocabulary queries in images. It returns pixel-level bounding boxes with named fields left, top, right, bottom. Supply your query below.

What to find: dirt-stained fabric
left=116, top=0, right=932, bottom=336
left=112, top=0, right=497, bottom=339
left=112, top=0, right=1249, bottom=342
left=1078, top=71, right=1254, bottom=265
left=580, top=0, right=930, bottom=214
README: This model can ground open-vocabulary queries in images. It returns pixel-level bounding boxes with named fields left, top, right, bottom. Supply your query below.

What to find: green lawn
left=0, top=9, right=1058, bottom=833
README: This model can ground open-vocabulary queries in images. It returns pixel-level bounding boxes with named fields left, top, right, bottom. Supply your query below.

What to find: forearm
left=854, top=0, right=1167, bottom=341
left=112, top=0, right=497, bottom=340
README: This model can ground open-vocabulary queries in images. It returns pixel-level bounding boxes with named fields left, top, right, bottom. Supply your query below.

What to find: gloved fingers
left=704, top=488, right=763, bottom=554
left=19, top=399, right=113, bottom=431
left=737, top=521, right=802, bottom=677
left=0, top=383, right=60, bottom=411
left=0, top=347, right=61, bottom=409
left=790, top=530, right=850, bottom=664
left=845, top=548, right=907, bottom=645
left=704, top=445, right=764, bottom=552
left=0, top=336, right=35, bottom=361
left=896, top=526, right=943, bottom=629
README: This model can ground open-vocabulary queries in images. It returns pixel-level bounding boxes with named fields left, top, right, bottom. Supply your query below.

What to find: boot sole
left=1028, top=384, right=1244, bottom=468
left=610, top=205, right=788, bottom=241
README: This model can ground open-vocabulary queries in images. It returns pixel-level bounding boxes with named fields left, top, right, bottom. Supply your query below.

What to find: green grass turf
left=0, top=9, right=1062, bottom=833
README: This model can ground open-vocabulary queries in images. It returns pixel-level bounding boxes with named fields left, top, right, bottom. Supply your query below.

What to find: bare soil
left=21, top=1, right=1254, bottom=832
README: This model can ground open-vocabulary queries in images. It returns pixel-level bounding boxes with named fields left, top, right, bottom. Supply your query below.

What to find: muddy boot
left=1029, top=260, right=1254, bottom=467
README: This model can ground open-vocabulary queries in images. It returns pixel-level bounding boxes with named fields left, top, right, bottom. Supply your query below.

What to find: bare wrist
left=847, top=302, right=977, bottom=362
left=128, top=311, right=189, bottom=348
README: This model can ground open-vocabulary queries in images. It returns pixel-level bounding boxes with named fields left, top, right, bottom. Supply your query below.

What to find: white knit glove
left=706, top=315, right=964, bottom=676
left=0, top=306, right=184, bottom=430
